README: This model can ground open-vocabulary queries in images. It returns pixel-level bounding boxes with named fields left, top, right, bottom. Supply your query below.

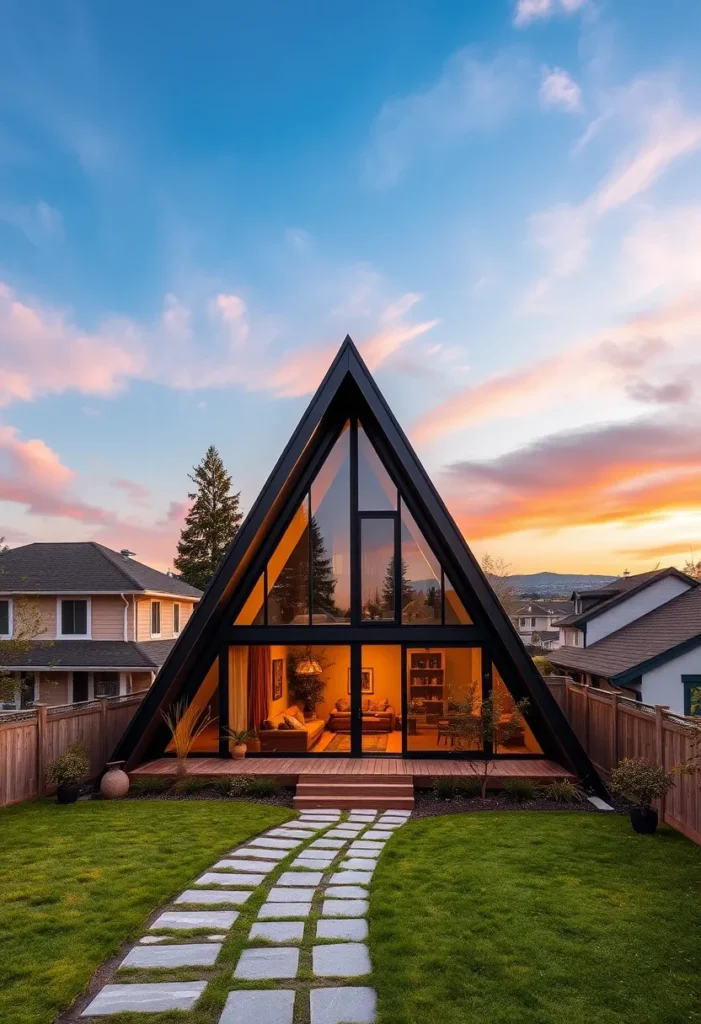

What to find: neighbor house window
left=94, top=672, right=119, bottom=698
left=151, top=601, right=161, bottom=636
left=173, top=603, right=180, bottom=635
left=60, top=599, right=89, bottom=636
left=0, top=599, right=11, bottom=638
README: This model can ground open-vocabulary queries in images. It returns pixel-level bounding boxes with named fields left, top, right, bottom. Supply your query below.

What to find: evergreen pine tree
left=310, top=517, right=338, bottom=618
left=381, top=556, right=415, bottom=613
left=269, top=516, right=339, bottom=622
left=174, top=446, right=243, bottom=591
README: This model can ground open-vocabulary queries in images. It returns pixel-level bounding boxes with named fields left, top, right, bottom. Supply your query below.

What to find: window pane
left=401, top=505, right=442, bottom=623
left=234, top=575, right=265, bottom=625
left=0, top=601, right=8, bottom=635
left=358, top=425, right=396, bottom=511
left=75, top=601, right=88, bottom=634
left=268, top=502, right=310, bottom=624
left=94, top=672, right=119, bottom=698
left=444, top=576, right=472, bottom=624
left=151, top=602, right=161, bottom=634
left=311, top=425, right=350, bottom=624
left=406, top=648, right=483, bottom=752
left=361, top=518, right=395, bottom=620
left=687, top=685, right=701, bottom=717
left=62, top=600, right=87, bottom=635
left=61, top=601, right=74, bottom=634
left=173, top=604, right=180, bottom=633
left=493, top=664, right=543, bottom=753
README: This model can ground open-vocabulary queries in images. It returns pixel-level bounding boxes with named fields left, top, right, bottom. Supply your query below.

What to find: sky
left=2, top=0, right=701, bottom=576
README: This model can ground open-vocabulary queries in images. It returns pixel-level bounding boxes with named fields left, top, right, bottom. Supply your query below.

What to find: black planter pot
left=630, top=806, right=658, bottom=834
left=56, top=781, right=81, bottom=805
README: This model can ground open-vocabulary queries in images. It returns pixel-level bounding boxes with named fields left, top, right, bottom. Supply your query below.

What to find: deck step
left=293, top=774, right=415, bottom=810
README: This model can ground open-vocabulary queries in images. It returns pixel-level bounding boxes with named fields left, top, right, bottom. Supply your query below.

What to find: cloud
left=0, top=200, right=63, bottom=246
left=514, top=0, right=587, bottom=27
left=539, top=67, right=583, bottom=113
left=112, top=478, right=152, bottom=505
left=363, top=48, right=527, bottom=188
left=524, top=78, right=701, bottom=306
left=622, top=204, right=701, bottom=299
left=414, top=290, right=701, bottom=442
left=444, top=416, right=701, bottom=539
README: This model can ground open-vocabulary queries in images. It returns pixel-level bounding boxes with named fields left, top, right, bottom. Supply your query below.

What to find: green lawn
left=0, top=798, right=291, bottom=1024
left=370, top=813, right=701, bottom=1024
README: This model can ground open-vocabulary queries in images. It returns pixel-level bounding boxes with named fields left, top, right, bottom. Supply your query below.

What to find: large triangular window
left=234, top=419, right=471, bottom=626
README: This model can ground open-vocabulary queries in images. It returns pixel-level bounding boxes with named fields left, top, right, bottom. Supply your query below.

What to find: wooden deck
left=132, top=756, right=572, bottom=781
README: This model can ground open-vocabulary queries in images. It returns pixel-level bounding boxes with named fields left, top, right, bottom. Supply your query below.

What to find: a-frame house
left=115, top=337, right=603, bottom=794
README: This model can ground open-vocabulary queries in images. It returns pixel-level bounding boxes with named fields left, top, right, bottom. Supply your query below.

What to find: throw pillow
left=282, top=713, right=305, bottom=731
left=335, top=698, right=350, bottom=712
left=293, top=707, right=306, bottom=725
left=375, top=698, right=390, bottom=712
left=262, top=718, right=276, bottom=730
left=277, top=719, right=292, bottom=730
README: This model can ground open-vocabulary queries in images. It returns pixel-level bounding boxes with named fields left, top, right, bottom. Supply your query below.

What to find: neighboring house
left=510, top=600, right=574, bottom=649
left=551, top=569, right=701, bottom=715
left=0, top=543, right=201, bottom=710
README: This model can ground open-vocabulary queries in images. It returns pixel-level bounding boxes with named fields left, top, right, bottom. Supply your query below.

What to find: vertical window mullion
left=307, top=491, right=313, bottom=626
left=394, top=498, right=402, bottom=625
left=263, top=566, right=268, bottom=626
left=350, top=418, right=359, bottom=626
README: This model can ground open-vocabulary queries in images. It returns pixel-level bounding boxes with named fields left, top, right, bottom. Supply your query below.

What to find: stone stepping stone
left=362, top=830, right=392, bottom=841
left=300, top=808, right=341, bottom=815
left=277, top=870, right=323, bottom=886
left=138, top=935, right=168, bottom=944
left=310, top=838, right=346, bottom=849
left=312, top=942, right=371, bottom=978
left=322, top=899, right=368, bottom=917
left=175, top=889, right=251, bottom=906
left=229, top=847, right=289, bottom=861
left=268, top=886, right=316, bottom=902
left=81, top=981, right=207, bottom=1016
left=299, top=816, right=340, bottom=823
left=293, top=847, right=338, bottom=860
left=267, top=828, right=317, bottom=839
left=330, top=871, right=373, bottom=886
left=219, top=988, right=295, bottom=1024
left=215, top=857, right=279, bottom=871
left=341, top=859, right=377, bottom=872
left=349, top=808, right=377, bottom=815
left=283, top=820, right=326, bottom=830
left=350, top=841, right=385, bottom=851
left=196, top=872, right=265, bottom=887
left=258, top=901, right=312, bottom=919
left=150, top=911, right=237, bottom=931
left=249, top=921, right=305, bottom=943
left=292, top=856, right=335, bottom=869
left=347, top=846, right=381, bottom=858
left=249, top=837, right=301, bottom=850
left=325, top=826, right=364, bottom=836
left=120, top=943, right=221, bottom=969
left=310, top=986, right=376, bottom=1024
left=234, top=946, right=299, bottom=980
left=326, top=885, right=368, bottom=899
left=316, top=918, right=368, bottom=941
left=373, top=823, right=401, bottom=830
left=588, top=795, right=614, bottom=811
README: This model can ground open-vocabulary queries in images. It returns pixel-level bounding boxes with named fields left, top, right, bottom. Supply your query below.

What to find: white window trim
left=150, top=599, right=162, bottom=638
left=56, top=597, right=92, bottom=639
left=173, top=602, right=181, bottom=636
left=0, top=596, right=12, bottom=639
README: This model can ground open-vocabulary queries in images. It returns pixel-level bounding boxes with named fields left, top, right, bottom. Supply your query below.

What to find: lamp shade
left=296, top=655, right=322, bottom=675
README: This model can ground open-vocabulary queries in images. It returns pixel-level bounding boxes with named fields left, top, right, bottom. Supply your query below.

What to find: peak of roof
left=0, top=542, right=202, bottom=597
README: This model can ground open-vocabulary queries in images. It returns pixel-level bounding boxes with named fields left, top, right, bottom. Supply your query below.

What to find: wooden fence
left=548, top=677, right=701, bottom=845
left=0, top=694, right=145, bottom=807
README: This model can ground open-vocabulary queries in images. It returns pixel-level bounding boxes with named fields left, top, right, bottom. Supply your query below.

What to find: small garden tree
left=448, top=683, right=530, bottom=797
left=0, top=596, right=51, bottom=706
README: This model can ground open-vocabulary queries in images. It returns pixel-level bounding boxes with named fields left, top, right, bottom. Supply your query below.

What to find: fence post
left=655, top=704, right=669, bottom=822
left=610, top=693, right=619, bottom=772
left=35, top=704, right=47, bottom=798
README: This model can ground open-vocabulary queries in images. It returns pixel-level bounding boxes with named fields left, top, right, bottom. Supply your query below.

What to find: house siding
left=135, top=597, right=194, bottom=641
left=587, top=577, right=693, bottom=645
left=640, top=646, right=701, bottom=715
left=37, top=672, right=72, bottom=706
left=92, top=596, right=127, bottom=640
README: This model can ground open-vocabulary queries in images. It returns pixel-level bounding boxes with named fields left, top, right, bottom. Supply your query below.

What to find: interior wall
left=310, top=646, right=350, bottom=721
left=360, top=645, right=401, bottom=711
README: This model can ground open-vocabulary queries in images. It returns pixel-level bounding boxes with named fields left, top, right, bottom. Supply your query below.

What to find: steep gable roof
left=0, top=542, right=202, bottom=598
left=564, top=568, right=697, bottom=627
left=112, top=337, right=604, bottom=793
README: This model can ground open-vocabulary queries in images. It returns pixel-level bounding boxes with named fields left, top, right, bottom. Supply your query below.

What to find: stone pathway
left=80, top=805, right=412, bottom=1022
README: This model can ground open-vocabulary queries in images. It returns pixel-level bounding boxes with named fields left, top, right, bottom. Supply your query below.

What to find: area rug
left=324, top=733, right=388, bottom=752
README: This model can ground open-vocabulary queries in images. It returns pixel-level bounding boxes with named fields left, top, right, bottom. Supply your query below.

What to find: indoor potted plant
left=609, top=757, right=676, bottom=834
left=46, top=741, right=91, bottom=804
left=222, top=727, right=254, bottom=759
left=288, top=647, right=327, bottom=720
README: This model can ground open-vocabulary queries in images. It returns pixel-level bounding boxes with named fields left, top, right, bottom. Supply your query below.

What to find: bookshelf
left=408, top=650, right=444, bottom=723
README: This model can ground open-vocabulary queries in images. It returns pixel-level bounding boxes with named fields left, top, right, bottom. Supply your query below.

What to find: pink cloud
left=112, top=478, right=152, bottom=505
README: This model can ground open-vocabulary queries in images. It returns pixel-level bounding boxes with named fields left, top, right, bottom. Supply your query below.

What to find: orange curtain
left=248, top=646, right=271, bottom=730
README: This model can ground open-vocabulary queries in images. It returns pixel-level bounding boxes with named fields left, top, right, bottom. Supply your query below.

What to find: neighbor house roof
left=558, top=568, right=697, bottom=629
left=0, top=639, right=175, bottom=671
left=0, top=543, right=202, bottom=599
left=551, top=586, right=701, bottom=684
left=512, top=603, right=553, bottom=617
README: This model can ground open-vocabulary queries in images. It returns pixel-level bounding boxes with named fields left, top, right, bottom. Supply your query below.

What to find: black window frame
left=0, top=599, right=10, bottom=637
left=61, top=599, right=89, bottom=636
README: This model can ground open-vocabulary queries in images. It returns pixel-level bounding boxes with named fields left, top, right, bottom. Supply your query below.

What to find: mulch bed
left=412, top=789, right=627, bottom=818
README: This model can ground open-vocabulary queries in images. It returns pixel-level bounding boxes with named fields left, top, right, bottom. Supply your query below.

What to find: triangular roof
left=113, top=337, right=604, bottom=792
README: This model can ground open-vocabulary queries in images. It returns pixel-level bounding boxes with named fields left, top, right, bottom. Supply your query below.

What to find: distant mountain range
left=413, top=572, right=617, bottom=598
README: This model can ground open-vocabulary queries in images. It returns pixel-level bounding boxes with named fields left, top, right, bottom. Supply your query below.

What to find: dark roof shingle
left=0, top=639, right=176, bottom=670
left=0, top=543, right=201, bottom=598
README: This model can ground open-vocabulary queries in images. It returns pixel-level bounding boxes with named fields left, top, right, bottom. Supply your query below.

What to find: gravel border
left=412, top=790, right=627, bottom=819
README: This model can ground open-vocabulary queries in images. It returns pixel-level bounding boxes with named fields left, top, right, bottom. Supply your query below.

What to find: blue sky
left=2, top=0, right=701, bottom=573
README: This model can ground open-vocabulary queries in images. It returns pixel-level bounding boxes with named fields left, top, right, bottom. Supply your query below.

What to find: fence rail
left=547, top=676, right=701, bottom=845
left=0, top=694, right=145, bottom=807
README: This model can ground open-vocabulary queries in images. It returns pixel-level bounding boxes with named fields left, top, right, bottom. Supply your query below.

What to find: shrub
left=172, top=776, right=211, bottom=795
left=609, top=758, right=676, bottom=808
left=432, top=778, right=457, bottom=800
left=46, top=742, right=91, bottom=786
left=228, top=775, right=254, bottom=797
left=502, top=778, right=537, bottom=802
left=209, top=777, right=234, bottom=797
left=130, top=777, right=172, bottom=796
left=455, top=776, right=482, bottom=798
left=533, top=655, right=554, bottom=676
left=543, top=780, right=583, bottom=803
left=246, top=778, right=279, bottom=798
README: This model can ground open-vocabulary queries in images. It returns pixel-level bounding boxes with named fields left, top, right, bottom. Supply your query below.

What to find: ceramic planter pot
left=232, top=743, right=247, bottom=760
left=56, top=781, right=81, bottom=804
left=630, top=806, right=658, bottom=834
left=100, top=762, right=130, bottom=799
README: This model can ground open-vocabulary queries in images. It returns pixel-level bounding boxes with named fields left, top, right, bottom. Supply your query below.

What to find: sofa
left=328, top=699, right=396, bottom=733
left=258, top=705, right=326, bottom=752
